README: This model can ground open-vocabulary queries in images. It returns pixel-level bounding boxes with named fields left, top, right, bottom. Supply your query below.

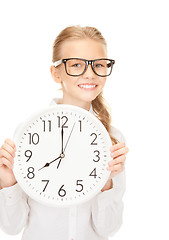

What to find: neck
left=61, top=96, right=91, bottom=111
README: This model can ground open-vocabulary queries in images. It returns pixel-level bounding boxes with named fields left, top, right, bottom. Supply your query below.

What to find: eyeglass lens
left=65, top=59, right=112, bottom=76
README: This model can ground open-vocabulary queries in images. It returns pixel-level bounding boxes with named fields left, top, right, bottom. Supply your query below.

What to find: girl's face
left=51, top=38, right=107, bottom=110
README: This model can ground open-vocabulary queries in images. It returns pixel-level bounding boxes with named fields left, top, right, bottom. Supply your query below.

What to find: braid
left=92, top=93, right=119, bottom=145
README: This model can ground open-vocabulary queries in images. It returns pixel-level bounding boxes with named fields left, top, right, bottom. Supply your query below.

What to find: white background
left=0, top=0, right=169, bottom=239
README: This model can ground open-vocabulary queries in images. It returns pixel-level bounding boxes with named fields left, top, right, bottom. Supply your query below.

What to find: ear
left=50, top=66, right=62, bottom=84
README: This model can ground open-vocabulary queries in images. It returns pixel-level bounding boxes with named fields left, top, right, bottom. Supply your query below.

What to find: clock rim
left=13, top=104, right=112, bottom=207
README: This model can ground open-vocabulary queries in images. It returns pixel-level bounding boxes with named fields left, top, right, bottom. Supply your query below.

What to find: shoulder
left=110, top=126, right=126, bottom=143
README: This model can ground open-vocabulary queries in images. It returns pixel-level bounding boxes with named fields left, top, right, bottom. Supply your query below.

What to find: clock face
left=13, top=105, right=112, bottom=207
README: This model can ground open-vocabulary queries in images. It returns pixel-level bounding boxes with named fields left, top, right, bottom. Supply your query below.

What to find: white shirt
left=0, top=99, right=126, bottom=240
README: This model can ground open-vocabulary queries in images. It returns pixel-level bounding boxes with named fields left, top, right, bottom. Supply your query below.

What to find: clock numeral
left=57, top=116, right=68, bottom=128
left=25, top=150, right=32, bottom=162
left=42, top=120, right=51, bottom=132
left=42, top=180, right=49, bottom=192
left=27, top=167, right=35, bottom=179
left=90, top=133, right=98, bottom=145
left=78, top=120, right=82, bottom=132
left=93, top=150, right=100, bottom=162
left=76, top=180, right=83, bottom=192
left=89, top=168, right=97, bottom=178
left=58, top=184, right=66, bottom=197
left=28, top=133, right=39, bottom=145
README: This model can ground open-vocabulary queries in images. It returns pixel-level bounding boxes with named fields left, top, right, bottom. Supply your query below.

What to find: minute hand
left=63, top=122, right=76, bottom=153
left=61, top=126, right=64, bottom=154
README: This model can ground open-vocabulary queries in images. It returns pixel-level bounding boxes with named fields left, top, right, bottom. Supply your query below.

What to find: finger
left=110, top=142, right=126, bottom=152
left=110, top=146, right=129, bottom=158
left=1, top=143, right=16, bottom=158
left=0, top=158, right=3, bottom=167
left=4, top=139, right=16, bottom=151
left=0, top=157, right=13, bottom=169
left=107, top=163, right=125, bottom=173
left=108, top=155, right=126, bottom=167
left=109, top=164, right=125, bottom=178
left=0, top=148, right=14, bottom=163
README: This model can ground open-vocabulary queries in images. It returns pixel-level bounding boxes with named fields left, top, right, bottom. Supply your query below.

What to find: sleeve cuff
left=97, top=171, right=126, bottom=207
left=1, top=183, right=24, bottom=206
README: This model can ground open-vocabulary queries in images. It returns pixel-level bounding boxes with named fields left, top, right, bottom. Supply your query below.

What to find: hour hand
left=38, top=155, right=62, bottom=171
left=38, top=162, right=50, bottom=171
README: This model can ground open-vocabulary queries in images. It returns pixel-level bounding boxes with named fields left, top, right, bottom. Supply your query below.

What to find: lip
left=78, top=83, right=98, bottom=91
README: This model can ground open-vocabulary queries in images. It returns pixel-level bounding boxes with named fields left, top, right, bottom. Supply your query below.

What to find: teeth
left=79, top=84, right=96, bottom=89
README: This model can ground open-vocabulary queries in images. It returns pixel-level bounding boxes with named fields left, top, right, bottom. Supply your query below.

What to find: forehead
left=60, top=38, right=107, bottom=59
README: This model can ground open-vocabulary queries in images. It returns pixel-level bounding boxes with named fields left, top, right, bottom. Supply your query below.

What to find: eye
left=72, top=63, right=81, bottom=67
left=95, top=64, right=104, bottom=68
left=94, top=60, right=107, bottom=68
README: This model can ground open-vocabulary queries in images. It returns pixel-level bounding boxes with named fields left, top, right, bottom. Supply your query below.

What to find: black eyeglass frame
left=53, top=58, right=115, bottom=77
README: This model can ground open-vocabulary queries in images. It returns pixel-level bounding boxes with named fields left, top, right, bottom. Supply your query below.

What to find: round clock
left=13, top=104, right=112, bottom=207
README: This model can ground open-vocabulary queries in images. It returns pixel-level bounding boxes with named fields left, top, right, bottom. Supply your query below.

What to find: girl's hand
left=108, top=142, right=129, bottom=178
left=101, top=142, right=129, bottom=192
left=0, top=139, right=17, bottom=189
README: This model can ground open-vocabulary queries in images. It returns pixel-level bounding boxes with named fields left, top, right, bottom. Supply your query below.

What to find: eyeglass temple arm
left=107, top=60, right=115, bottom=68
left=53, top=59, right=63, bottom=67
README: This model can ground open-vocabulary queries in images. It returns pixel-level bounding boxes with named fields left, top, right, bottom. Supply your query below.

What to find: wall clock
left=13, top=104, right=112, bottom=207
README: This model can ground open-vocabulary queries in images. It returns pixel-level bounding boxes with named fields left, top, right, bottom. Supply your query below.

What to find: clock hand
left=63, top=122, right=76, bottom=153
left=57, top=122, right=76, bottom=169
left=38, top=124, right=69, bottom=171
left=38, top=155, right=62, bottom=171
left=61, top=125, right=64, bottom=155
left=58, top=125, right=64, bottom=170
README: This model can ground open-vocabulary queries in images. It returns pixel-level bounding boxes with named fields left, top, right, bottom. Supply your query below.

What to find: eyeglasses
left=53, top=58, right=115, bottom=77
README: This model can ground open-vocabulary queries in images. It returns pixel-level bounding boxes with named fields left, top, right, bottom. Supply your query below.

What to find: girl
left=0, top=26, right=129, bottom=240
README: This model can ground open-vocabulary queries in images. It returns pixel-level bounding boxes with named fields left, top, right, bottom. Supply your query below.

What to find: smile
left=78, top=84, right=97, bottom=90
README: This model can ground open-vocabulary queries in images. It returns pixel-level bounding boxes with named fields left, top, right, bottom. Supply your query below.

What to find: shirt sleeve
left=91, top=126, right=126, bottom=238
left=0, top=183, right=29, bottom=235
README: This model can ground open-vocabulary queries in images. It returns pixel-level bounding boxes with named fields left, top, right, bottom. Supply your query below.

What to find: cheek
left=103, top=77, right=107, bottom=84
left=99, top=78, right=107, bottom=89
left=59, top=67, right=67, bottom=82
left=61, top=77, right=75, bottom=91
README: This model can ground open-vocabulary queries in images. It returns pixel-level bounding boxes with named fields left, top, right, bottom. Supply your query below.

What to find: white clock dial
left=13, top=105, right=112, bottom=207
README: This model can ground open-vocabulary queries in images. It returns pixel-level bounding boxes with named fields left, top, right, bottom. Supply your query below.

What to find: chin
left=81, top=95, right=97, bottom=103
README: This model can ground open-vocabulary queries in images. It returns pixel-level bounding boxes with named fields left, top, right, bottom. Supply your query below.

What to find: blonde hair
left=52, top=26, right=118, bottom=145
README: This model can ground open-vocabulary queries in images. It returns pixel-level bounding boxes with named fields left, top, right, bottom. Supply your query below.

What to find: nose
left=82, top=63, right=95, bottom=79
